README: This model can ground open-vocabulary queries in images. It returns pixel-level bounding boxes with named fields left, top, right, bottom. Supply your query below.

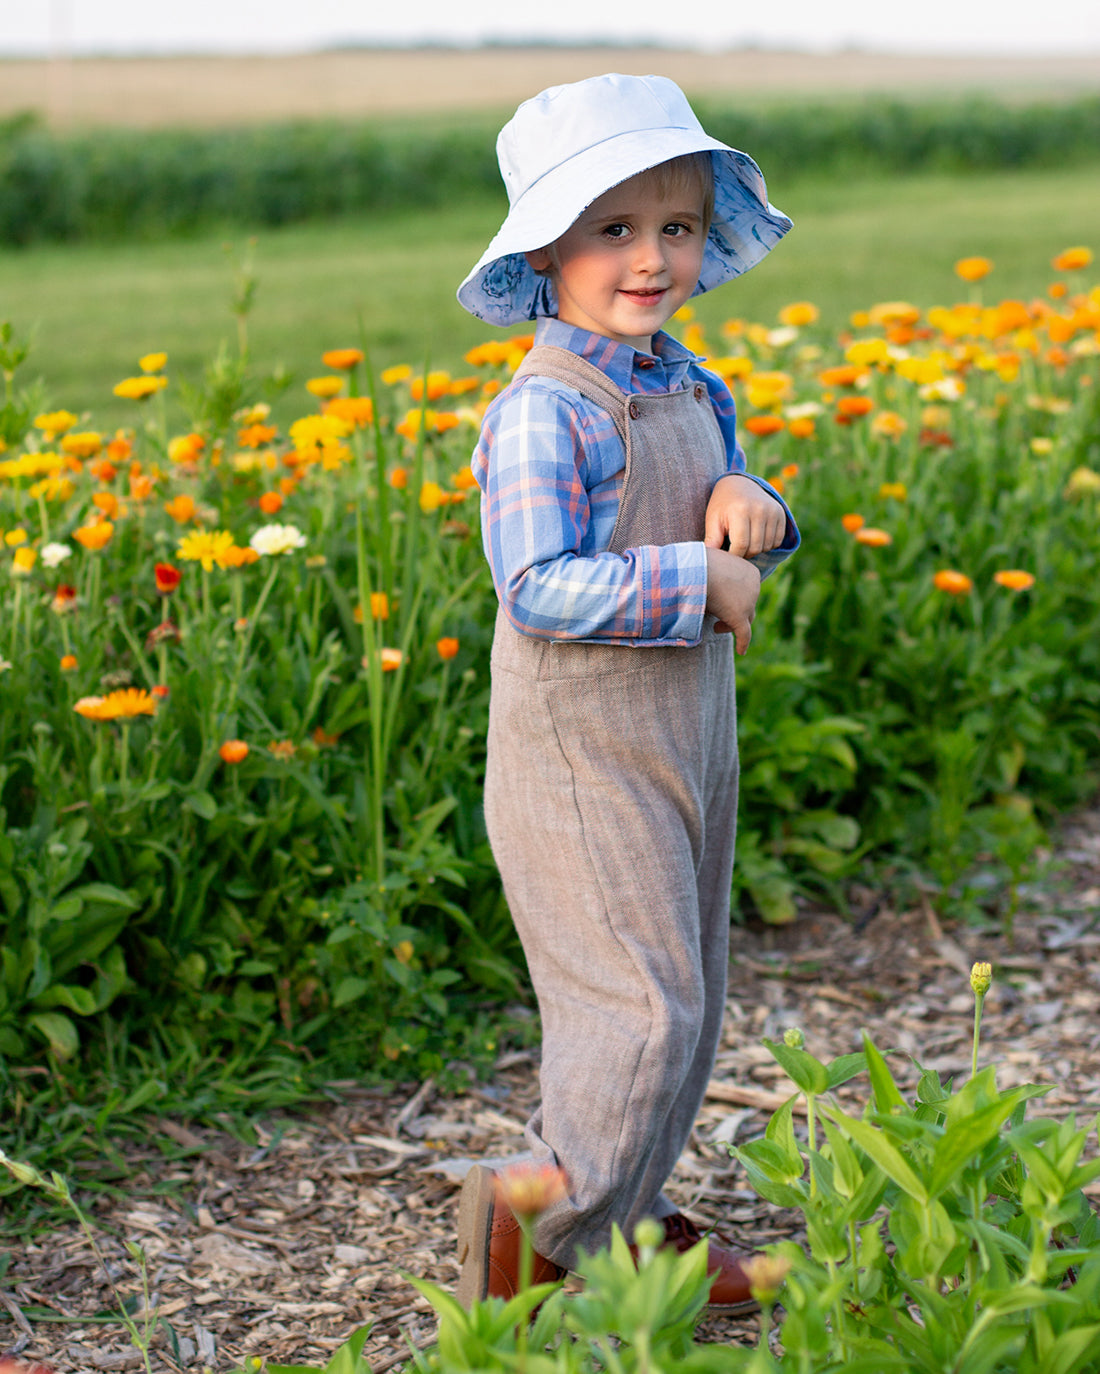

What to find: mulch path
left=3, top=808, right=1099, bottom=1373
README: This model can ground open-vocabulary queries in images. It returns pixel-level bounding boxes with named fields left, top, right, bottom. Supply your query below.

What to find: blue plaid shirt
left=472, top=317, right=799, bottom=646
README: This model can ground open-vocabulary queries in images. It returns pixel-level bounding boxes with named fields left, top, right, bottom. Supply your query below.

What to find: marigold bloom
left=35, top=409, right=79, bottom=435
left=993, top=569, right=1035, bottom=591
left=970, top=961, right=993, bottom=996
left=370, top=592, right=390, bottom=620
left=493, top=1162, right=570, bottom=1220
left=74, top=696, right=109, bottom=720
left=238, top=423, right=279, bottom=449
left=60, top=654, right=78, bottom=671
left=855, top=527, right=892, bottom=547
left=836, top=395, right=875, bottom=419
left=744, top=414, right=785, bottom=437
left=1052, top=246, right=1093, bottom=272
left=4, top=529, right=27, bottom=546
left=250, top=523, right=307, bottom=557
left=177, top=530, right=234, bottom=570
left=419, top=481, right=445, bottom=513
left=168, top=433, right=206, bottom=464
left=93, top=492, right=120, bottom=519
left=781, top=463, right=799, bottom=481
left=778, top=300, right=819, bottom=327
left=41, top=542, right=72, bottom=569
left=841, top=513, right=865, bottom=533
left=741, top=1254, right=792, bottom=1304
left=219, top=739, right=249, bottom=764
left=818, top=364, right=864, bottom=388
left=151, top=684, right=170, bottom=701
left=51, top=584, right=78, bottom=614
left=60, top=431, right=102, bottom=458
left=159, top=494, right=193, bottom=526
left=389, top=467, right=409, bottom=490
left=1064, top=465, right=1100, bottom=498
left=324, top=396, right=374, bottom=427
left=379, top=647, right=403, bottom=672
left=268, top=739, right=297, bottom=760
left=312, top=725, right=340, bottom=747
left=879, top=482, right=908, bottom=501
left=321, top=348, right=364, bottom=370
left=955, top=256, right=993, bottom=282
left=436, top=636, right=460, bottom=661
left=452, top=464, right=479, bottom=491
left=409, top=371, right=452, bottom=402
left=933, top=569, right=973, bottom=595
left=114, top=376, right=167, bottom=400
left=139, top=351, right=167, bottom=373
left=74, top=521, right=114, bottom=551
left=258, top=491, right=284, bottom=516
left=89, top=458, right=118, bottom=484
left=871, top=411, right=908, bottom=439
left=306, top=375, right=344, bottom=399
left=845, top=338, right=891, bottom=367
left=788, top=416, right=816, bottom=439
left=154, top=562, right=181, bottom=594
left=217, top=544, right=261, bottom=569
left=77, top=688, right=156, bottom=720
left=381, top=362, right=413, bottom=384
left=106, top=433, right=133, bottom=463
left=12, top=546, right=37, bottom=575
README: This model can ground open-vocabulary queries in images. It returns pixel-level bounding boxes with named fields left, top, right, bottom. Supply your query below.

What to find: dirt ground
left=4, top=47, right=1100, bottom=129
left=2, top=805, right=1098, bottom=1373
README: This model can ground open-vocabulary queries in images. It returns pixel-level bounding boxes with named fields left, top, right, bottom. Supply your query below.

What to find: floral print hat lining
left=457, top=72, right=792, bottom=327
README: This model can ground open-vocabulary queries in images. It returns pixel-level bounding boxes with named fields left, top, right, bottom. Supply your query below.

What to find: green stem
left=971, top=993, right=985, bottom=1078
left=118, top=722, right=131, bottom=800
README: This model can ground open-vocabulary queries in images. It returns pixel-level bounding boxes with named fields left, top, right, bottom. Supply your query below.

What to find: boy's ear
left=525, top=247, right=554, bottom=275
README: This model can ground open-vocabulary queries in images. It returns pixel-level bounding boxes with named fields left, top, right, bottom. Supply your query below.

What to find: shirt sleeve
left=474, top=380, right=708, bottom=645
left=703, top=368, right=801, bottom=580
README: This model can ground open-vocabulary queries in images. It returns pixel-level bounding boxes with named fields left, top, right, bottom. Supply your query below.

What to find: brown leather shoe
left=657, top=1213, right=761, bottom=1314
left=455, top=1164, right=566, bottom=1306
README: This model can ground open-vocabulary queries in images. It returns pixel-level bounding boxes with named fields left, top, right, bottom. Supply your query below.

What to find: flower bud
left=633, top=1217, right=664, bottom=1253
left=492, top=1162, right=569, bottom=1220
left=970, top=961, right=992, bottom=997
left=741, top=1253, right=792, bottom=1303
left=783, top=1027, right=805, bottom=1049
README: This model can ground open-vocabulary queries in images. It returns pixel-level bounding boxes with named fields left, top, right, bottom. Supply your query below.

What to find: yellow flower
left=1051, top=246, right=1092, bottom=272
left=993, top=569, right=1035, bottom=591
left=845, top=338, right=890, bottom=367
left=114, top=376, right=167, bottom=400
left=871, top=412, right=908, bottom=440
left=4, top=528, right=27, bottom=546
left=60, top=431, right=103, bottom=458
left=381, top=363, right=413, bottom=384
left=1064, top=465, right=1100, bottom=498
left=322, top=348, right=364, bottom=371
left=34, top=410, right=78, bottom=435
left=75, top=688, right=156, bottom=720
left=288, top=413, right=351, bottom=452
left=955, top=256, right=993, bottom=282
left=177, top=529, right=235, bottom=571
left=970, top=961, right=993, bottom=996
left=139, top=352, right=167, bottom=373
left=878, top=481, right=908, bottom=500
left=306, top=376, right=344, bottom=399
left=12, top=546, right=37, bottom=575
left=741, top=1254, right=792, bottom=1304
left=73, top=521, right=115, bottom=551
left=419, top=481, right=445, bottom=513
left=370, top=592, right=390, bottom=620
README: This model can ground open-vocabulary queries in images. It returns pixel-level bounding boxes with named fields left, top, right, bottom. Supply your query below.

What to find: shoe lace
left=662, top=1213, right=705, bottom=1246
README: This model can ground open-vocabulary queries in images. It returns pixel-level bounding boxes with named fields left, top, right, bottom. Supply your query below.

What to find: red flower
left=155, top=562, right=181, bottom=594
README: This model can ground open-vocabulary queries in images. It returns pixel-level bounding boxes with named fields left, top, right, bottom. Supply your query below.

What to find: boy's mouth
left=619, top=287, right=667, bottom=304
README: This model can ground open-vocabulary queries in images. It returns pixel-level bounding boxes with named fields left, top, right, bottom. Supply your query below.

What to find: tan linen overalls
left=484, top=345, right=739, bottom=1268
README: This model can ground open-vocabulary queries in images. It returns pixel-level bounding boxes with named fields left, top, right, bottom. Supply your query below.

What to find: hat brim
left=457, top=134, right=792, bottom=326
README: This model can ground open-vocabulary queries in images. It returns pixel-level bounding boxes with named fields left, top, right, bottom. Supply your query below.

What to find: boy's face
left=524, top=170, right=706, bottom=353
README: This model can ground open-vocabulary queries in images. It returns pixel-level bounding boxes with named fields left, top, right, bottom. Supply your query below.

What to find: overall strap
left=511, top=345, right=629, bottom=446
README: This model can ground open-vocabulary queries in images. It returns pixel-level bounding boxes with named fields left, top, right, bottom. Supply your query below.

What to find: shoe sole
left=705, top=1298, right=762, bottom=1316
left=455, top=1163, right=496, bottom=1307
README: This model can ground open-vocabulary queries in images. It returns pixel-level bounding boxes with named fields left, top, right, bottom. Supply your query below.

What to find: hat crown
left=497, top=73, right=702, bottom=208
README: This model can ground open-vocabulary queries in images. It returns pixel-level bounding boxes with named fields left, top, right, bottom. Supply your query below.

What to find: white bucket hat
left=457, top=72, right=792, bottom=326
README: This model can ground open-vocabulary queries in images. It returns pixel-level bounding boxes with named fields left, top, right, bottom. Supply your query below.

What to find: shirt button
left=637, top=358, right=656, bottom=370
left=694, top=383, right=706, bottom=400
left=628, top=401, right=641, bottom=419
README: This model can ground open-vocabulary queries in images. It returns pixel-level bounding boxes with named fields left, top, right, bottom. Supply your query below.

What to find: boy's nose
left=630, top=233, right=668, bottom=276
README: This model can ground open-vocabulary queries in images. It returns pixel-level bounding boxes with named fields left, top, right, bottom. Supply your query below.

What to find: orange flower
left=780, top=463, right=799, bottom=481
left=151, top=684, right=170, bottom=701
left=93, top=491, right=120, bottom=519
left=168, top=433, right=205, bottom=464
left=778, top=301, right=819, bottom=327
left=379, top=648, right=403, bottom=672
left=258, top=491, right=284, bottom=515
left=321, top=348, right=364, bottom=370
left=841, top=513, right=865, bottom=533
left=74, top=521, right=114, bottom=551
left=51, top=584, right=78, bottom=614
left=163, top=494, right=196, bottom=524
left=155, top=562, right=181, bottom=594
left=217, top=545, right=261, bottom=569
left=409, top=371, right=452, bottom=402
left=324, top=396, right=375, bottom=427
left=1051, top=246, right=1093, bottom=272
left=788, top=417, right=816, bottom=439
left=238, top=423, right=279, bottom=449
left=75, top=688, right=156, bottom=720
left=836, top=395, right=875, bottom=420
left=389, top=467, right=408, bottom=490
left=855, top=527, right=892, bottom=547
left=452, top=465, right=478, bottom=490
left=219, top=739, right=249, bottom=764
left=130, top=473, right=155, bottom=502
left=370, top=592, right=390, bottom=620
left=312, top=725, right=340, bottom=747
left=744, top=414, right=785, bottom=436
left=993, top=569, right=1036, bottom=591
left=60, top=431, right=103, bottom=458
left=306, top=376, right=344, bottom=399
left=818, top=364, right=864, bottom=388
left=436, top=636, right=460, bottom=661
left=268, top=740, right=297, bottom=759
left=106, top=434, right=133, bottom=464
left=933, top=569, right=973, bottom=595
left=60, top=654, right=78, bottom=671
left=954, top=256, right=994, bottom=282
left=493, top=1162, right=570, bottom=1220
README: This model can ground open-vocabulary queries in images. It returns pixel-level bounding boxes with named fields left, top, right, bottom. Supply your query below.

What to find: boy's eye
left=664, top=222, right=692, bottom=236
left=602, top=223, right=630, bottom=239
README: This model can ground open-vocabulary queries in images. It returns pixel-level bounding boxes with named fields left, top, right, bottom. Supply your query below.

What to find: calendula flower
left=4, top=529, right=27, bottom=547
left=370, top=592, right=390, bottom=620
left=436, top=636, right=460, bottom=660
left=419, top=481, right=445, bottom=513
left=1064, top=466, right=1100, bottom=498
left=249, top=523, right=307, bottom=556
left=51, top=584, right=78, bottom=614
left=778, top=301, right=819, bottom=327
left=321, top=348, right=364, bottom=370
left=1051, top=246, right=1093, bottom=272
left=74, top=695, right=109, bottom=719
left=258, top=491, right=284, bottom=515
left=841, top=513, right=865, bottom=533
left=178, top=529, right=234, bottom=570
left=168, top=432, right=205, bottom=464
left=76, top=688, right=156, bottom=720
left=744, top=414, right=785, bottom=437
left=836, top=394, right=875, bottom=420
left=493, top=1162, right=570, bottom=1220
left=306, top=375, right=344, bottom=399
left=12, top=546, right=37, bottom=575
left=389, top=467, right=408, bottom=490
left=74, top=522, right=115, bottom=551
left=871, top=412, right=908, bottom=439
left=788, top=416, right=816, bottom=439
left=219, top=739, right=249, bottom=764
left=324, top=395, right=374, bottom=427
left=268, top=740, right=297, bottom=759
left=993, top=569, right=1035, bottom=591
left=879, top=482, right=908, bottom=501
left=970, top=961, right=993, bottom=996
left=845, top=337, right=891, bottom=367
left=381, top=362, right=413, bottom=384
left=139, top=351, right=167, bottom=373
left=163, top=494, right=196, bottom=524
left=855, top=527, right=892, bottom=547
left=933, top=569, right=973, bottom=595
left=114, top=376, right=167, bottom=400
left=41, top=542, right=73, bottom=569
left=60, top=431, right=103, bottom=458
left=60, top=654, right=78, bottom=671
left=379, top=648, right=403, bottom=672
left=217, top=544, right=261, bottom=569
left=741, top=1254, right=792, bottom=1304
left=954, top=256, right=994, bottom=282
left=154, top=562, right=181, bottom=594
left=93, top=492, right=120, bottom=520
left=34, top=409, right=78, bottom=435
left=452, top=465, right=479, bottom=490
left=818, top=364, right=864, bottom=389
left=780, top=463, right=799, bottom=480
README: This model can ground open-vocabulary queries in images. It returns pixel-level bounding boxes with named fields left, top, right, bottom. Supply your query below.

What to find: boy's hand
left=705, top=474, right=786, bottom=560
left=705, top=547, right=761, bottom=656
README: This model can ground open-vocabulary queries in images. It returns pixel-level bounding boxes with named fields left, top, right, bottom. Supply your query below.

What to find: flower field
left=1, top=247, right=1098, bottom=1084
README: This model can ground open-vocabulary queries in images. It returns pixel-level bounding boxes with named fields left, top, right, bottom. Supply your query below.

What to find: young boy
left=454, top=72, right=799, bottom=1311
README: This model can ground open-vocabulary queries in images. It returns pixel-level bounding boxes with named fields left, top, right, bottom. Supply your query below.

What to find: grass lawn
left=1, top=164, right=1096, bottom=432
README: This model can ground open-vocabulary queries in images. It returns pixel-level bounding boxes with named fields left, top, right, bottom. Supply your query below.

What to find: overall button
left=693, top=384, right=706, bottom=400
left=628, top=401, right=641, bottom=419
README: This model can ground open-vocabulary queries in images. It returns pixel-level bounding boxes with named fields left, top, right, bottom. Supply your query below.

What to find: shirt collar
left=533, top=317, right=701, bottom=391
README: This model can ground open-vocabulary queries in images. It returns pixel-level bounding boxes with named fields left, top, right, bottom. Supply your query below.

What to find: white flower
left=249, top=523, right=307, bottom=557
left=41, top=541, right=73, bottom=568
left=0, top=658, right=11, bottom=673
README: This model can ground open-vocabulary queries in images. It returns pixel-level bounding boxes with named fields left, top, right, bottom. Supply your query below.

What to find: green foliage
left=1, top=97, right=1099, bottom=247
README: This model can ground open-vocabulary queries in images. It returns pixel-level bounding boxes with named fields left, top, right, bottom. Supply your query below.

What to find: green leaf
left=821, top=1104, right=929, bottom=1204
left=826, top=1052, right=868, bottom=1089
left=863, top=1032, right=907, bottom=1112
left=184, top=790, right=218, bottom=820
left=26, top=1011, right=79, bottom=1059
left=764, top=1039, right=829, bottom=1094
left=333, top=976, right=370, bottom=1008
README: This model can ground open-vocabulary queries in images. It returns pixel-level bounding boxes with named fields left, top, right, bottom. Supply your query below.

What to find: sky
left=4, top=0, right=1100, bottom=58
